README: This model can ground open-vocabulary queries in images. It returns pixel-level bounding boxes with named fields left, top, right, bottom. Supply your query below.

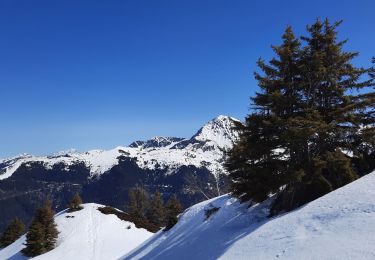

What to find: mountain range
left=0, top=115, right=240, bottom=232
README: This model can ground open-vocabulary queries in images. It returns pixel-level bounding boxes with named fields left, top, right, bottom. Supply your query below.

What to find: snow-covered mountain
left=126, top=171, right=375, bottom=260
left=0, top=115, right=240, bottom=234
left=129, top=137, right=185, bottom=149
left=0, top=204, right=152, bottom=260
left=0, top=115, right=240, bottom=181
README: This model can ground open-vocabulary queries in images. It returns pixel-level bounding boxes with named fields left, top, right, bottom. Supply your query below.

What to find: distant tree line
left=125, top=187, right=183, bottom=231
left=226, top=18, right=375, bottom=214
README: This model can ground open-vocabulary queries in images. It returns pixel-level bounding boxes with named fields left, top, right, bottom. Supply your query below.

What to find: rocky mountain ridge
left=0, top=115, right=240, bottom=180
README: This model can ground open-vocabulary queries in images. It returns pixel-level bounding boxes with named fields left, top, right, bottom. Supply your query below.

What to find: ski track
left=0, top=204, right=153, bottom=260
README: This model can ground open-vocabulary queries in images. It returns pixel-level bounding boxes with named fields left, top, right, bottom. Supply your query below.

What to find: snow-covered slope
left=126, top=171, right=375, bottom=260
left=0, top=203, right=152, bottom=260
left=0, top=115, right=240, bottom=180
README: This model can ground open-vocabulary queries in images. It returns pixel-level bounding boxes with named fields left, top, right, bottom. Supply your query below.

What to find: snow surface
left=125, top=171, right=375, bottom=260
left=0, top=115, right=240, bottom=180
left=192, top=115, right=240, bottom=150
left=0, top=203, right=152, bottom=260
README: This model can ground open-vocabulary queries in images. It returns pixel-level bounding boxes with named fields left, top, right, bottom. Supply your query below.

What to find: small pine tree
left=164, top=195, right=182, bottom=231
left=0, top=218, right=25, bottom=248
left=22, top=199, right=59, bottom=257
left=68, top=193, right=83, bottom=212
left=22, top=221, right=45, bottom=257
left=126, top=187, right=148, bottom=222
left=146, top=191, right=166, bottom=227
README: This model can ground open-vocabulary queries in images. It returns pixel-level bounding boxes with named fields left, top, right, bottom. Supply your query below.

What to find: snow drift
left=125, top=171, right=375, bottom=260
left=0, top=204, right=152, bottom=260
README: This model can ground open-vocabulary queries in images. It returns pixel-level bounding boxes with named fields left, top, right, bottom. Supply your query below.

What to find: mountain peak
left=0, top=115, right=241, bottom=181
left=191, top=115, right=241, bottom=150
left=213, top=115, right=239, bottom=122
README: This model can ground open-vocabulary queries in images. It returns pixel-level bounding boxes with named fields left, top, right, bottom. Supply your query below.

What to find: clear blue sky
left=1, top=0, right=374, bottom=158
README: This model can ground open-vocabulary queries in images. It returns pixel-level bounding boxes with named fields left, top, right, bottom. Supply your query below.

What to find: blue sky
left=0, top=0, right=374, bottom=158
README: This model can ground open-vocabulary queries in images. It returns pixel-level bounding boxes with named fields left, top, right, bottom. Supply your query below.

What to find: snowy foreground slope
left=0, top=204, right=152, bottom=260
left=126, top=171, right=375, bottom=260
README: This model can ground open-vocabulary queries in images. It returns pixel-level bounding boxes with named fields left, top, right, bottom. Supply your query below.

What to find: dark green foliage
left=124, top=189, right=182, bottom=232
left=227, top=25, right=304, bottom=204
left=22, top=199, right=59, bottom=257
left=0, top=218, right=25, bottom=248
left=370, top=57, right=375, bottom=80
left=164, top=195, right=183, bottom=231
left=126, top=187, right=148, bottom=222
left=68, top=193, right=83, bottom=212
left=97, top=206, right=160, bottom=233
left=352, top=151, right=375, bottom=176
left=101, top=190, right=182, bottom=232
left=320, top=151, right=357, bottom=188
left=23, top=221, right=45, bottom=256
left=146, top=191, right=166, bottom=228
left=227, top=19, right=375, bottom=213
left=270, top=174, right=333, bottom=215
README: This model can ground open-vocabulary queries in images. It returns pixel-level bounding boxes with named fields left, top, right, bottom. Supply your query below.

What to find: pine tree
left=278, top=19, right=375, bottom=211
left=227, top=19, right=375, bottom=214
left=22, top=199, right=59, bottom=257
left=68, top=193, right=83, bottom=212
left=22, top=221, right=45, bottom=257
left=371, top=57, right=375, bottom=79
left=146, top=191, right=166, bottom=227
left=0, top=218, right=25, bottom=248
left=126, top=187, right=148, bottom=222
left=164, top=195, right=182, bottom=231
left=357, top=56, right=375, bottom=174
left=227, top=26, right=303, bottom=203
left=297, top=19, right=374, bottom=158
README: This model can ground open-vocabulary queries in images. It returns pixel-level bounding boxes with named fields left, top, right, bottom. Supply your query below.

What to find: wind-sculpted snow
left=126, top=171, right=375, bottom=260
left=0, top=115, right=240, bottom=180
left=0, top=203, right=152, bottom=260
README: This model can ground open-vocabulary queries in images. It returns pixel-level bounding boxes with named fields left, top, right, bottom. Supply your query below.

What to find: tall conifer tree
left=227, top=26, right=303, bottom=203
left=22, top=199, right=59, bottom=257
left=164, top=195, right=182, bottom=231
left=126, top=188, right=148, bottom=222
left=227, top=19, right=375, bottom=213
left=146, top=191, right=166, bottom=227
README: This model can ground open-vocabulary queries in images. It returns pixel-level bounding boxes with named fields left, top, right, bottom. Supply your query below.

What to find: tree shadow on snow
left=122, top=196, right=293, bottom=260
